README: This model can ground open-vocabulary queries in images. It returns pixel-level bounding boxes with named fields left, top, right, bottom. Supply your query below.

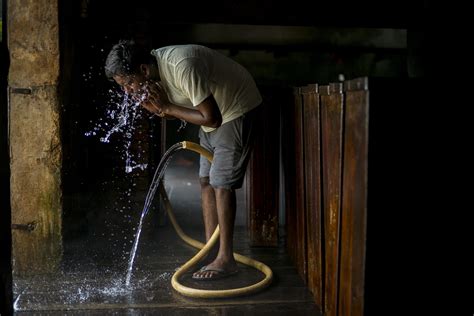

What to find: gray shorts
left=199, top=106, right=260, bottom=190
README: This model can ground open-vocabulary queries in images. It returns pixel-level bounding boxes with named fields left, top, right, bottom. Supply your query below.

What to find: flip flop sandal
left=192, top=266, right=239, bottom=281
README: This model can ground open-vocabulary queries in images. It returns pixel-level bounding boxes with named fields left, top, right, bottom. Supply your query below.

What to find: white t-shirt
left=151, top=45, right=262, bottom=132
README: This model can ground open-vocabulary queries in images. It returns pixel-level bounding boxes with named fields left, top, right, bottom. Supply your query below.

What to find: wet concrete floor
left=13, top=153, right=321, bottom=315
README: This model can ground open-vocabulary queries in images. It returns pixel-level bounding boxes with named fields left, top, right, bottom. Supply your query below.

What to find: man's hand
left=141, top=81, right=171, bottom=117
left=138, top=82, right=222, bottom=128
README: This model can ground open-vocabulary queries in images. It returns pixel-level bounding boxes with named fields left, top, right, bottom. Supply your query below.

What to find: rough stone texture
left=8, top=0, right=59, bottom=87
left=8, top=0, right=62, bottom=275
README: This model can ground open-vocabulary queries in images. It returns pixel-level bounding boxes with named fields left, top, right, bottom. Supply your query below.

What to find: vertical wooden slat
left=320, top=83, right=344, bottom=316
left=302, top=84, right=322, bottom=304
left=246, top=122, right=264, bottom=245
left=339, top=77, right=369, bottom=316
left=246, top=94, right=279, bottom=246
left=260, top=95, right=280, bottom=246
left=285, top=87, right=300, bottom=264
left=294, top=86, right=307, bottom=282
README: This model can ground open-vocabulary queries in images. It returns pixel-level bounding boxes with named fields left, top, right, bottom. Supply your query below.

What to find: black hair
left=104, top=39, right=154, bottom=79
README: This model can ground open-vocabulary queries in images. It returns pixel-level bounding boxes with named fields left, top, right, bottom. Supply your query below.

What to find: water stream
left=124, top=143, right=184, bottom=286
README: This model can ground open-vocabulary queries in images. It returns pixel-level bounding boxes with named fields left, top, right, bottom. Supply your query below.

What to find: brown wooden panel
left=320, top=83, right=344, bottom=316
left=246, top=91, right=279, bottom=246
left=246, top=111, right=265, bottom=244
left=294, top=86, right=307, bottom=283
left=259, top=94, right=280, bottom=246
left=284, top=87, right=300, bottom=265
left=339, top=77, right=369, bottom=316
left=301, top=84, right=322, bottom=305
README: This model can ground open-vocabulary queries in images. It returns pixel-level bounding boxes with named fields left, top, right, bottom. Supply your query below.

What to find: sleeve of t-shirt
left=175, top=57, right=211, bottom=106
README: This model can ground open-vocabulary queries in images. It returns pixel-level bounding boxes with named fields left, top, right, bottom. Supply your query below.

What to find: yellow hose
left=160, top=141, right=273, bottom=298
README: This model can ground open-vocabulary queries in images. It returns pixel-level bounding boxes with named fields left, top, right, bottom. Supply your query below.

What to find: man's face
left=113, top=74, right=147, bottom=97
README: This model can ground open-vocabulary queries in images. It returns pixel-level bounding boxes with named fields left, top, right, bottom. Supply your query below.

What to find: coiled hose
left=157, top=141, right=273, bottom=298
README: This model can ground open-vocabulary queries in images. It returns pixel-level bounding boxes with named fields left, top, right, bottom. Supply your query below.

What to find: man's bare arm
left=142, top=81, right=222, bottom=128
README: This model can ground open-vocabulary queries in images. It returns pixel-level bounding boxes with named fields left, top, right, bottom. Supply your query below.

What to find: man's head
left=105, top=40, right=155, bottom=95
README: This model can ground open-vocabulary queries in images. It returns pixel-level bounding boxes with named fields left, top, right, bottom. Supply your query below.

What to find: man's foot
left=192, top=245, right=219, bottom=272
left=192, top=265, right=239, bottom=281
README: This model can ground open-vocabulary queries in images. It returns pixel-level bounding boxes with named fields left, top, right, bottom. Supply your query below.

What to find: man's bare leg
left=193, top=187, right=238, bottom=279
left=199, top=178, right=219, bottom=263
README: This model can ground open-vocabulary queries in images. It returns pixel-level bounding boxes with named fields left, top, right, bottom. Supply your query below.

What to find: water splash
left=177, top=119, right=187, bottom=133
left=83, top=86, right=188, bottom=287
left=85, top=89, right=148, bottom=173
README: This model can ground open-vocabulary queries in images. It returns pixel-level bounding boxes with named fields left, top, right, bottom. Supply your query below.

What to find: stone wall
left=8, top=0, right=62, bottom=275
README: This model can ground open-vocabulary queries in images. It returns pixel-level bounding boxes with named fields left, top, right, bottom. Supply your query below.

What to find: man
left=105, top=40, right=262, bottom=280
